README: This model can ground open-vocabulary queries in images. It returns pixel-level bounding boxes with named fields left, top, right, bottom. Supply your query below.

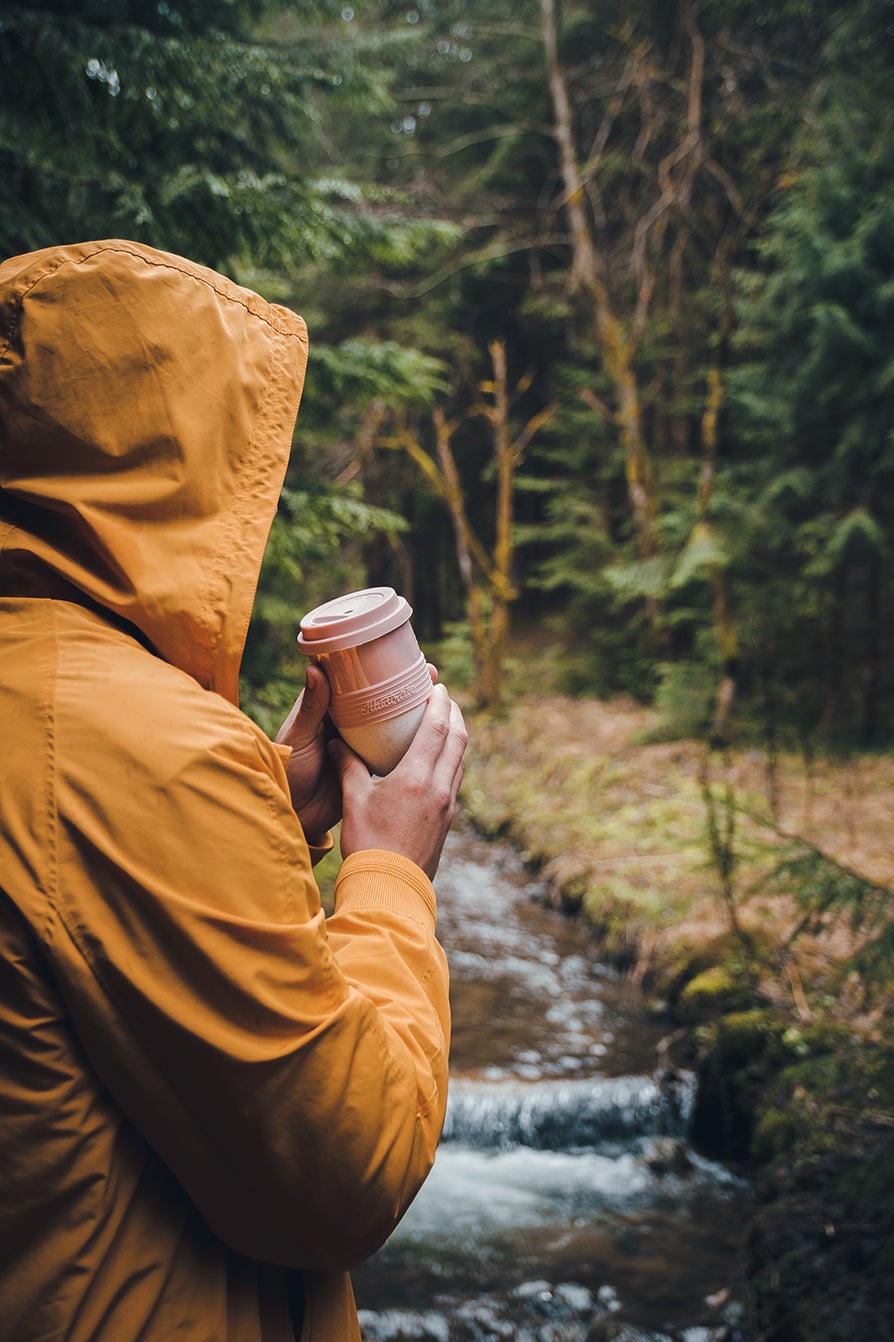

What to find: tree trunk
left=484, top=339, right=514, bottom=708
left=385, top=350, right=551, bottom=709
left=539, top=0, right=661, bottom=635
left=432, top=408, right=490, bottom=704
left=698, top=365, right=738, bottom=744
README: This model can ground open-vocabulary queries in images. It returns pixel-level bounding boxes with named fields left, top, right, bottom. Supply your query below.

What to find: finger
left=423, top=681, right=451, bottom=729
left=427, top=662, right=439, bottom=684
left=433, top=698, right=468, bottom=795
left=328, top=737, right=371, bottom=788
left=448, top=698, right=468, bottom=765
left=399, top=683, right=452, bottom=766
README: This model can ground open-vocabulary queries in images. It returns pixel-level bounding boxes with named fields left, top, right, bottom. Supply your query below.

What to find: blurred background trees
left=3, top=0, right=893, bottom=742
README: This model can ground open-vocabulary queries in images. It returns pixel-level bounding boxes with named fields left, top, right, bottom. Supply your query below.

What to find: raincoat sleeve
left=49, top=635, right=450, bottom=1273
left=271, top=742, right=335, bottom=867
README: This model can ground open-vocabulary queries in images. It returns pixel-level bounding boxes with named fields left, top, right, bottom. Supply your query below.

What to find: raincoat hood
left=0, top=240, right=308, bottom=703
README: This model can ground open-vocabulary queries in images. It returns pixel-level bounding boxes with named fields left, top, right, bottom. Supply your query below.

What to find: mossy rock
left=677, top=928, right=741, bottom=973
left=751, top=1104, right=802, bottom=1161
left=699, top=1008, right=792, bottom=1068
left=660, top=928, right=774, bottom=1013
left=689, top=1009, right=793, bottom=1160
left=676, top=963, right=756, bottom=1023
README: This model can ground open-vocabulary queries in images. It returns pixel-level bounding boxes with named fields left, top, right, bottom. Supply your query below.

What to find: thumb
left=277, top=664, right=330, bottom=748
left=298, top=663, right=330, bottom=728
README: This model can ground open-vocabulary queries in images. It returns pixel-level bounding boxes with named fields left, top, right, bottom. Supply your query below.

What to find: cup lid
left=297, top=587, right=413, bottom=655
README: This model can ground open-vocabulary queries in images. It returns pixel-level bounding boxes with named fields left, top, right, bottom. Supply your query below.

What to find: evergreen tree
left=0, top=0, right=398, bottom=267
left=729, top=0, right=894, bottom=745
left=0, top=0, right=462, bottom=710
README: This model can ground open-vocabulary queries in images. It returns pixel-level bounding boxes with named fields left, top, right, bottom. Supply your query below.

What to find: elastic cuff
left=334, top=850, right=437, bottom=928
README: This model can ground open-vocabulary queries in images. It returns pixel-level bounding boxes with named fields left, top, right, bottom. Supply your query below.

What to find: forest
left=3, top=1, right=894, bottom=1337
left=5, top=0, right=893, bottom=743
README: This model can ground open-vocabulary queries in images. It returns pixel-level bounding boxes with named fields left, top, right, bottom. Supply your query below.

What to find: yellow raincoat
left=0, top=241, right=450, bottom=1341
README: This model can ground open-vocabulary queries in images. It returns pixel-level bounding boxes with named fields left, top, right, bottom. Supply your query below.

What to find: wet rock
left=452, top=1296, right=516, bottom=1339
left=356, top=1307, right=450, bottom=1341
left=555, top=1283, right=596, bottom=1312
left=587, top=1324, right=672, bottom=1342
left=643, top=1136, right=694, bottom=1176
left=596, top=1284, right=622, bottom=1313
left=513, top=1278, right=553, bottom=1300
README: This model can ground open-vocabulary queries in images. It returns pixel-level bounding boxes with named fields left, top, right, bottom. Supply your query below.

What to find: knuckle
left=429, top=714, right=451, bottom=742
left=430, top=782, right=453, bottom=814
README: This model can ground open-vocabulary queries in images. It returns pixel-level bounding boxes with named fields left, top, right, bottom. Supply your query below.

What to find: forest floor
left=461, top=693, right=894, bottom=986
left=458, top=690, right=894, bottom=1342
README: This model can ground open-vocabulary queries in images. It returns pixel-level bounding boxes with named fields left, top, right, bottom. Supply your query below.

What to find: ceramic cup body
left=297, top=587, right=431, bottom=774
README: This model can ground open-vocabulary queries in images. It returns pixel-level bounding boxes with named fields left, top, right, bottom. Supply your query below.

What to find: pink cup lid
left=297, top=587, right=413, bottom=656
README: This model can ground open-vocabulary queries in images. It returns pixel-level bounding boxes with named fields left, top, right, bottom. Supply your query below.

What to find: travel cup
left=297, top=587, right=431, bottom=775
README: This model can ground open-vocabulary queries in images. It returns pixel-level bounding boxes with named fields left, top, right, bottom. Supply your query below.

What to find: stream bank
left=458, top=693, right=894, bottom=1342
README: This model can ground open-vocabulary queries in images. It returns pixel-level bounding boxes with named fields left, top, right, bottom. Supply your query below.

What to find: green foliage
left=669, top=523, right=729, bottom=592
left=653, top=659, right=716, bottom=741
left=308, top=339, right=450, bottom=404
left=260, top=482, right=407, bottom=588
left=759, top=842, right=894, bottom=1003
left=422, top=623, right=476, bottom=693
left=7, top=0, right=894, bottom=772
left=240, top=479, right=407, bottom=729
left=726, top=12, right=894, bottom=746
left=0, top=0, right=453, bottom=271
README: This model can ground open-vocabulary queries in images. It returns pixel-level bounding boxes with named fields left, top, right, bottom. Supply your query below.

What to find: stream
left=353, top=817, right=751, bottom=1342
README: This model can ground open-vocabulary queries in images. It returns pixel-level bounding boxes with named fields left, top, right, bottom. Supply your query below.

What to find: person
left=0, top=239, right=467, bottom=1342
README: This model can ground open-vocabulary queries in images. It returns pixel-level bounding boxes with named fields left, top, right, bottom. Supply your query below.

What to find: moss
left=706, top=1022, right=894, bottom=1170
left=698, top=1008, right=792, bottom=1069
left=752, top=1105, right=802, bottom=1160
left=689, top=1009, right=794, bottom=1160
left=756, top=1037, right=894, bottom=1172
left=661, top=929, right=744, bottom=998
left=676, top=963, right=756, bottom=1022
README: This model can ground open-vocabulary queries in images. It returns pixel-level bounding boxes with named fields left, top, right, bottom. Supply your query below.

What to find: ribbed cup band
left=328, top=653, right=432, bottom=728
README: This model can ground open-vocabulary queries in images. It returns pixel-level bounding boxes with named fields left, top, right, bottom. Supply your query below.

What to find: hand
left=275, top=664, right=343, bottom=845
left=330, top=682, right=468, bottom=881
